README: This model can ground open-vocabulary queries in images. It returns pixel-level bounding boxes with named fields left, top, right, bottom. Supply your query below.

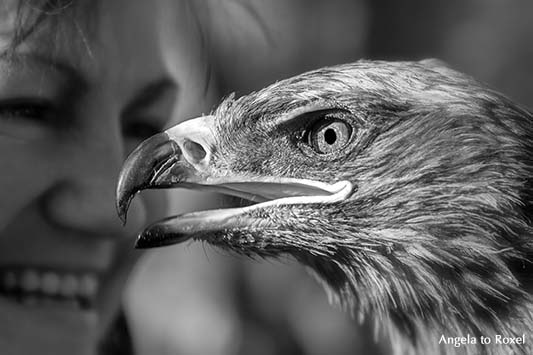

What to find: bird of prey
left=116, top=60, right=533, bottom=355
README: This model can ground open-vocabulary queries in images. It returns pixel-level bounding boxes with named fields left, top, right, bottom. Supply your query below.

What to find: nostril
left=183, top=139, right=207, bottom=162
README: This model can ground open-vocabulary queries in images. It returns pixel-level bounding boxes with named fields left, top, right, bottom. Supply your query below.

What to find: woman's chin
left=0, top=294, right=100, bottom=355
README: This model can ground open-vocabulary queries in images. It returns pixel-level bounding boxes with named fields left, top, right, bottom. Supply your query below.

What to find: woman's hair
left=3, top=0, right=267, bottom=93
left=2, top=0, right=91, bottom=56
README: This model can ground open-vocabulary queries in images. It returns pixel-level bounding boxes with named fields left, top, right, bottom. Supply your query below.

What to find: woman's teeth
left=0, top=268, right=99, bottom=310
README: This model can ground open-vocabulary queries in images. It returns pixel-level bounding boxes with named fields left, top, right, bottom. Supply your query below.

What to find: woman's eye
left=307, top=117, right=352, bottom=154
left=0, top=99, right=57, bottom=123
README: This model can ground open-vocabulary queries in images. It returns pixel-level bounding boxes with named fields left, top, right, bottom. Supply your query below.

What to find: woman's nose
left=44, top=178, right=147, bottom=238
left=42, top=135, right=148, bottom=239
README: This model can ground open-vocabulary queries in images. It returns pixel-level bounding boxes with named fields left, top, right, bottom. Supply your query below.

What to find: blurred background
left=124, top=1, right=533, bottom=354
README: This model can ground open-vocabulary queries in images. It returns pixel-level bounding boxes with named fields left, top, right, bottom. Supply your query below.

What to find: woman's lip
left=0, top=266, right=101, bottom=310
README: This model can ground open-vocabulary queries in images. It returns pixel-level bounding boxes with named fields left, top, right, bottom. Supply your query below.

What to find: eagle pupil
left=304, top=114, right=352, bottom=155
left=324, top=128, right=337, bottom=145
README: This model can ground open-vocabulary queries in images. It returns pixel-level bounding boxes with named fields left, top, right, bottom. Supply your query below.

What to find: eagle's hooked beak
left=116, top=115, right=216, bottom=225
left=117, top=115, right=353, bottom=250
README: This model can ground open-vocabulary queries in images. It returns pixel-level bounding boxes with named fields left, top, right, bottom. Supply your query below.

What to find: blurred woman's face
left=0, top=1, right=205, bottom=354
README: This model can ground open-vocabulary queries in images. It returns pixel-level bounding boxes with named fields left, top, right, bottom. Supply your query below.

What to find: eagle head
left=116, top=60, right=533, bottom=354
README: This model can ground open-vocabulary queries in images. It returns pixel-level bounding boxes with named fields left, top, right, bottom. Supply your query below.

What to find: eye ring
left=307, top=116, right=353, bottom=154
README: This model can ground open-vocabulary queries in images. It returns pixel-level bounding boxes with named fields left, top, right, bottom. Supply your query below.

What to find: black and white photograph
left=0, top=1, right=532, bottom=354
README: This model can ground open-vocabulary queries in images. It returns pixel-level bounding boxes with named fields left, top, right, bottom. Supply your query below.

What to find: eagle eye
left=308, top=117, right=352, bottom=154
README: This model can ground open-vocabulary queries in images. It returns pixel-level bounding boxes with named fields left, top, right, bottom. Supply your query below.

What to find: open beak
left=116, top=115, right=353, bottom=249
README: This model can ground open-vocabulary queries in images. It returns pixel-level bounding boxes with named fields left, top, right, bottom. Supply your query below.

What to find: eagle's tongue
left=218, top=181, right=334, bottom=201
